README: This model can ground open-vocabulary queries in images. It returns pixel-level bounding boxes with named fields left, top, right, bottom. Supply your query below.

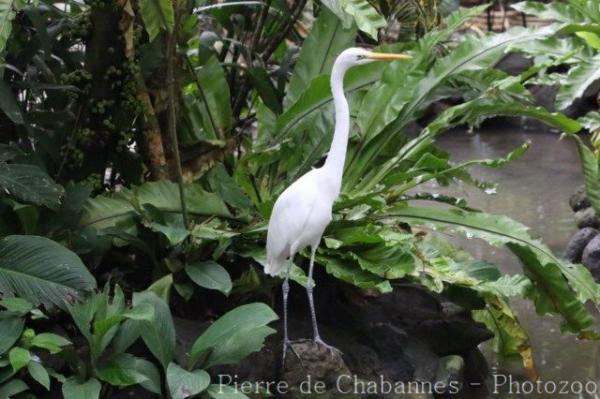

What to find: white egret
left=265, top=47, right=411, bottom=364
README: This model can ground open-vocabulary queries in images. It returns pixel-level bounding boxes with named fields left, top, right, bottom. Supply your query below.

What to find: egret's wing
left=265, top=173, right=323, bottom=275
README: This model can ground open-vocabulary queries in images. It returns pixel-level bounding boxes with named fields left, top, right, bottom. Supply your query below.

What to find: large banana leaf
left=284, top=8, right=356, bottom=109
left=385, top=206, right=599, bottom=334
left=0, top=235, right=96, bottom=308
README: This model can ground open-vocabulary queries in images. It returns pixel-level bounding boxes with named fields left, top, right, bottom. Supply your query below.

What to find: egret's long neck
left=323, top=61, right=350, bottom=186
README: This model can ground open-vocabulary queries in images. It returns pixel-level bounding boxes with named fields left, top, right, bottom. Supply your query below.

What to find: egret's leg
left=307, top=246, right=341, bottom=355
left=281, top=269, right=291, bottom=368
left=282, top=262, right=303, bottom=370
left=306, top=247, right=321, bottom=341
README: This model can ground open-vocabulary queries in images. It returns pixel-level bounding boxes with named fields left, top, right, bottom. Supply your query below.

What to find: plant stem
left=166, top=30, right=189, bottom=229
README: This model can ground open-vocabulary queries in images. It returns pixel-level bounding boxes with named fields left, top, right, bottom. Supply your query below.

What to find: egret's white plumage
left=264, top=47, right=411, bottom=363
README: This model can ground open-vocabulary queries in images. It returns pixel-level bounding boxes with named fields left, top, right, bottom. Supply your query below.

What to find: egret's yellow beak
left=367, top=52, right=412, bottom=61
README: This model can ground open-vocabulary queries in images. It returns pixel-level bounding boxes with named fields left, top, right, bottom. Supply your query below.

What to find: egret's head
left=337, top=47, right=412, bottom=68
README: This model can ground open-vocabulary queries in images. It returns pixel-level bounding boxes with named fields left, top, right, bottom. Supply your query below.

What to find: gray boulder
left=564, top=227, right=599, bottom=263
left=570, top=185, right=591, bottom=212
left=582, top=235, right=600, bottom=281
left=575, top=207, right=599, bottom=228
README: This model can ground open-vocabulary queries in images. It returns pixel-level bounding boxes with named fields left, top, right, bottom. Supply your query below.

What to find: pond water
left=433, top=127, right=600, bottom=398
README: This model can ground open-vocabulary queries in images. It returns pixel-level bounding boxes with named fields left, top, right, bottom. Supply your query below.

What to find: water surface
left=433, top=128, right=600, bottom=398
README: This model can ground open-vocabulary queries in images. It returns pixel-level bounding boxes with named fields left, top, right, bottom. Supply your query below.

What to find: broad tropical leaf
left=167, top=363, right=210, bottom=399
left=185, top=260, right=232, bottom=296
left=284, top=8, right=356, bottom=108
left=132, top=291, right=176, bottom=369
left=188, top=303, right=277, bottom=368
left=473, top=298, right=537, bottom=380
left=0, top=235, right=96, bottom=309
left=0, top=163, right=64, bottom=209
left=138, top=0, right=174, bottom=40
left=62, top=378, right=101, bottom=399
left=0, top=0, right=15, bottom=54
left=182, top=56, right=232, bottom=141
left=344, top=25, right=558, bottom=188
left=81, top=180, right=231, bottom=231
left=321, top=0, right=386, bottom=39
left=385, top=206, right=599, bottom=333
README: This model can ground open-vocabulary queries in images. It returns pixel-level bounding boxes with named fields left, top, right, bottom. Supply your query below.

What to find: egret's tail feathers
left=265, top=256, right=286, bottom=277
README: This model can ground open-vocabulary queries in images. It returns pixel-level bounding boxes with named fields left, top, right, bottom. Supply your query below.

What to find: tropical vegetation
left=0, top=0, right=599, bottom=396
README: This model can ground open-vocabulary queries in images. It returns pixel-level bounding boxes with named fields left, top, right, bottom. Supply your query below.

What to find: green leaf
left=149, top=222, right=190, bottom=246
left=185, top=261, right=232, bottom=296
left=147, top=273, right=173, bottom=303
left=345, top=25, right=559, bottom=188
left=167, top=363, right=210, bottom=399
left=81, top=181, right=231, bottom=231
left=0, top=235, right=96, bottom=309
left=138, top=0, right=174, bottom=41
left=321, top=0, right=386, bottom=39
left=183, top=56, right=231, bottom=141
left=0, top=80, right=24, bottom=125
left=189, top=303, right=278, bottom=368
left=276, top=61, right=387, bottom=140
left=27, top=360, right=50, bottom=390
left=9, top=347, right=30, bottom=372
left=135, top=181, right=232, bottom=218
left=0, top=297, right=32, bottom=314
left=579, top=111, right=600, bottom=132
left=132, top=291, right=175, bottom=369
left=284, top=8, right=356, bottom=108
left=247, top=66, right=282, bottom=114
left=473, top=298, right=537, bottom=379
left=0, top=163, right=64, bottom=209
left=0, top=379, right=28, bottom=398
left=95, top=353, right=149, bottom=387
left=92, top=302, right=154, bottom=345
left=511, top=1, right=582, bottom=23
left=205, top=384, right=249, bottom=398
left=79, top=190, right=136, bottom=231
left=555, top=54, right=600, bottom=110
left=62, top=377, right=101, bottom=399
left=0, top=316, right=23, bottom=354
left=136, top=358, right=162, bottom=394
left=568, top=134, right=600, bottom=216
left=30, top=333, right=71, bottom=354
left=319, top=254, right=393, bottom=293
left=385, top=206, right=599, bottom=333
left=0, top=0, right=15, bottom=54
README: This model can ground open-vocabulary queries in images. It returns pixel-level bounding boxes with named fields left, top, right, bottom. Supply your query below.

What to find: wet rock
left=570, top=185, right=591, bottom=212
left=369, top=323, right=439, bottom=382
left=564, top=227, right=599, bottom=263
left=582, top=235, right=600, bottom=281
left=283, top=339, right=353, bottom=398
left=575, top=207, right=599, bottom=228
left=211, top=283, right=492, bottom=398
left=496, top=53, right=533, bottom=76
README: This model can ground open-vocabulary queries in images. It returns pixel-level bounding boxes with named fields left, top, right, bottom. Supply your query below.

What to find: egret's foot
left=282, top=340, right=304, bottom=371
left=313, top=337, right=342, bottom=357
